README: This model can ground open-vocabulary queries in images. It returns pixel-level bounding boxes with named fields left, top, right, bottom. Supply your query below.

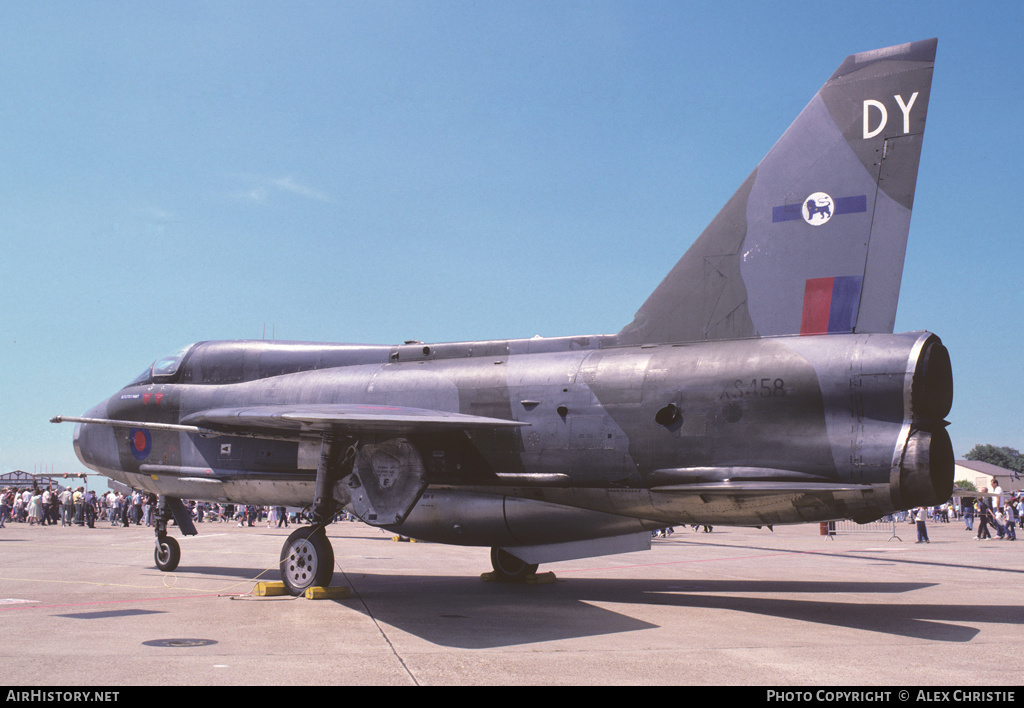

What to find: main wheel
left=490, top=547, right=539, bottom=582
left=280, top=526, right=335, bottom=596
left=155, top=536, right=180, bottom=572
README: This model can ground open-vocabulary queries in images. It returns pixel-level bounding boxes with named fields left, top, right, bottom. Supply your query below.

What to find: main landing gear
left=274, top=435, right=354, bottom=596
left=279, top=525, right=335, bottom=596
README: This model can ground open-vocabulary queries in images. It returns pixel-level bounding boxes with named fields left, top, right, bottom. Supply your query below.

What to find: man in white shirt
left=915, top=507, right=930, bottom=543
left=59, top=487, right=72, bottom=526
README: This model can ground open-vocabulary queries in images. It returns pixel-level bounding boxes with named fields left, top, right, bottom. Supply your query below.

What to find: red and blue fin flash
left=801, top=276, right=863, bottom=335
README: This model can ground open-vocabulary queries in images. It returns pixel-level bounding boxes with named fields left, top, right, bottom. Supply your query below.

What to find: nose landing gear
left=153, top=496, right=196, bottom=573
left=155, top=535, right=181, bottom=572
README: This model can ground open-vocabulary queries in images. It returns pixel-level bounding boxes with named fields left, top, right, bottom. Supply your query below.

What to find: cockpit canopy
left=125, top=344, right=196, bottom=387
left=121, top=340, right=395, bottom=388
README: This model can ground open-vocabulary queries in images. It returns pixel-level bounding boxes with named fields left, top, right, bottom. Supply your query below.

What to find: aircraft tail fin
left=616, top=39, right=937, bottom=345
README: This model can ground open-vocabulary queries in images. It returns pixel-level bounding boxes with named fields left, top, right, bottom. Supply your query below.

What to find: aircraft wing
left=55, top=404, right=528, bottom=442
left=179, top=403, right=529, bottom=438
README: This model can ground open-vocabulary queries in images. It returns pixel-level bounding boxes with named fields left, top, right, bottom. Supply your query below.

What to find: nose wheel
left=153, top=496, right=194, bottom=573
left=155, top=536, right=180, bottom=572
left=280, top=526, right=335, bottom=596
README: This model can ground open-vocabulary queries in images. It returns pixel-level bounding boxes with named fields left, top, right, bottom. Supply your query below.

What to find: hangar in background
left=0, top=469, right=92, bottom=490
left=955, top=460, right=1022, bottom=494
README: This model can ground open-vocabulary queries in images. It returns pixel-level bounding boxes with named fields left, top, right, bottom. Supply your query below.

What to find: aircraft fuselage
left=73, top=330, right=952, bottom=546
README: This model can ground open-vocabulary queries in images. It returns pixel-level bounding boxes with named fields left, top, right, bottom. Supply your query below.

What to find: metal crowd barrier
left=821, top=516, right=904, bottom=541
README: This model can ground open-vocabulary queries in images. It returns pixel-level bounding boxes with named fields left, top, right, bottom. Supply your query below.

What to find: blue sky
left=2, top=1, right=1022, bottom=477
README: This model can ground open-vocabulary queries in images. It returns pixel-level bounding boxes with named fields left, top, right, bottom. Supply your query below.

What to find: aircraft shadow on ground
left=337, top=573, right=1010, bottom=649
left=53, top=608, right=166, bottom=620
left=684, top=538, right=1024, bottom=578
left=135, top=560, right=1016, bottom=649
left=144, top=565, right=284, bottom=582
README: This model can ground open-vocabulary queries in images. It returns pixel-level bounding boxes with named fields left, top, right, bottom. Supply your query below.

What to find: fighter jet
left=53, top=38, right=951, bottom=595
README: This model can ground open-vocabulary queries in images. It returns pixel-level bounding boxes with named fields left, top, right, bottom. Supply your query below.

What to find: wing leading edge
left=57, top=404, right=528, bottom=442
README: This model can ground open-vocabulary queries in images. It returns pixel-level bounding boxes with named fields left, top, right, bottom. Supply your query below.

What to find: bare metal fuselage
left=72, top=330, right=952, bottom=548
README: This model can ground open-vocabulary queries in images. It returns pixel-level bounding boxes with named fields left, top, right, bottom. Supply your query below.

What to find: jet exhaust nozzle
left=898, top=428, right=954, bottom=509
left=897, top=335, right=954, bottom=509
left=911, top=337, right=953, bottom=423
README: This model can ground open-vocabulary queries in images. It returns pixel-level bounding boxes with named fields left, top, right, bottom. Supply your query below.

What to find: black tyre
left=155, top=536, right=180, bottom=572
left=490, top=547, right=538, bottom=581
left=280, top=526, right=335, bottom=596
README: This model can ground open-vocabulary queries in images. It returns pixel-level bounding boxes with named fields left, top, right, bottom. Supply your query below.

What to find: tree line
left=963, top=444, right=1024, bottom=477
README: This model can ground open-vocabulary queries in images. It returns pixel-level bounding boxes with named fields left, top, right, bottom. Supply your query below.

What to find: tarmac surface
left=0, top=515, right=1020, bottom=686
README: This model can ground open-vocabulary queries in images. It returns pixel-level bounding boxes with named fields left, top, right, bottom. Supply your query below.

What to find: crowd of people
left=911, top=477, right=1021, bottom=544
left=0, top=486, right=150, bottom=528
left=0, top=486, right=324, bottom=529
left=959, top=482, right=1020, bottom=542
left=3, top=477, right=1021, bottom=540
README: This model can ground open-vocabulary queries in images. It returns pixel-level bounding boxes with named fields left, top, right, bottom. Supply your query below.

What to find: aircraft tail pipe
left=895, top=335, right=954, bottom=509
left=909, top=335, right=953, bottom=424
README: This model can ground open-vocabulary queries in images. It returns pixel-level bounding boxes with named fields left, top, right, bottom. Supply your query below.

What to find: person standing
left=994, top=507, right=1007, bottom=539
left=73, top=487, right=84, bottom=526
left=28, top=492, right=43, bottom=526
left=914, top=506, right=930, bottom=544
left=47, top=487, right=59, bottom=525
left=120, top=494, right=131, bottom=528
left=1003, top=502, right=1016, bottom=541
left=991, top=479, right=1004, bottom=511
left=83, top=489, right=96, bottom=528
left=60, top=487, right=72, bottom=526
left=962, top=497, right=974, bottom=531
left=976, top=493, right=993, bottom=540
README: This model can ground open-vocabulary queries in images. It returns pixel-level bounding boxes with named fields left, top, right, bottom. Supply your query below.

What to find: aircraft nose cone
left=73, top=400, right=111, bottom=471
